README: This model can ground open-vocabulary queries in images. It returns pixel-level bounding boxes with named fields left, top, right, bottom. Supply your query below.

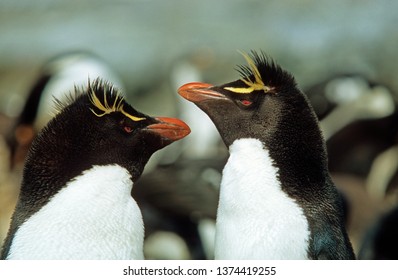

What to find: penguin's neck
left=215, top=138, right=310, bottom=259
left=7, top=165, right=144, bottom=260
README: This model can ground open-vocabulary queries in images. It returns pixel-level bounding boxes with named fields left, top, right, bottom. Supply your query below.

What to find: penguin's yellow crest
left=88, top=87, right=146, bottom=122
left=224, top=51, right=271, bottom=94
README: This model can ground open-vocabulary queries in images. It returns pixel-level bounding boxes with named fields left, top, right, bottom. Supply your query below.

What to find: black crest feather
left=236, top=50, right=296, bottom=91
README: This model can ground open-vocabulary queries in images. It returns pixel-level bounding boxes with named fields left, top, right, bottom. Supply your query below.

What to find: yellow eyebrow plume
left=224, top=51, right=271, bottom=94
left=224, top=86, right=255, bottom=94
left=88, top=87, right=146, bottom=122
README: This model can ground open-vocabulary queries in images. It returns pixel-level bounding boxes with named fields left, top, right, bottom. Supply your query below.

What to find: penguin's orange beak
left=178, top=82, right=228, bottom=103
left=146, top=117, right=190, bottom=142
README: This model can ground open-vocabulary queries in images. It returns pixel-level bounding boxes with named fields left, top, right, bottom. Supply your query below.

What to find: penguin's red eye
left=240, top=99, right=253, bottom=106
left=124, top=126, right=133, bottom=133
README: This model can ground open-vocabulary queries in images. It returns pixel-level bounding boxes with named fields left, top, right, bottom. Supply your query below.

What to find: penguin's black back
left=263, top=84, right=354, bottom=259
left=256, top=52, right=354, bottom=259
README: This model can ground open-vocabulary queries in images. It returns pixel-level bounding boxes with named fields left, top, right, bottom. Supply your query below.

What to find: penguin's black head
left=26, top=79, right=190, bottom=183
left=178, top=51, right=318, bottom=148
left=178, top=50, right=328, bottom=185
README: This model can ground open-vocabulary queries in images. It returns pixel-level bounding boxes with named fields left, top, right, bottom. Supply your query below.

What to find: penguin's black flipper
left=308, top=186, right=355, bottom=260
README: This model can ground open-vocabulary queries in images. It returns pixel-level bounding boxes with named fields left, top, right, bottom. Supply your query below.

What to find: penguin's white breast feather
left=215, top=138, right=310, bottom=259
left=8, top=165, right=144, bottom=260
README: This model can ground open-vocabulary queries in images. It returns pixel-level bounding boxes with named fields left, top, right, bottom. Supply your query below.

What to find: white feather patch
left=8, top=165, right=144, bottom=260
left=215, top=138, right=310, bottom=259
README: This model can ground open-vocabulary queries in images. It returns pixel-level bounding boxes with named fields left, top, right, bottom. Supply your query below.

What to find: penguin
left=178, top=51, right=355, bottom=259
left=2, top=50, right=214, bottom=260
left=1, top=78, right=190, bottom=260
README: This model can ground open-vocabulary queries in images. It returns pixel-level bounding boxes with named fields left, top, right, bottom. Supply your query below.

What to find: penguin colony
left=1, top=79, right=190, bottom=259
left=178, top=51, right=355, bottom=259
left=1, top=51, right=356, bottom=259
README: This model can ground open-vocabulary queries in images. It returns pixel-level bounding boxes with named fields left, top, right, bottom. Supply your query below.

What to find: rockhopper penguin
left=178, top=51, right=355, bottom=259
left=1, top=79, right=190, bottom=259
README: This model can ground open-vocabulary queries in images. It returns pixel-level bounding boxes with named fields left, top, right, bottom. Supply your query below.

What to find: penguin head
left=178, top=51, right=329, bottom=185
left=178, top=51, right=314, bottom=147
left=26, top=78, right=190, bottom=183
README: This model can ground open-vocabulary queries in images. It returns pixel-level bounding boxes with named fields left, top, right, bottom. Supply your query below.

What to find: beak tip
left=148, top=117, right=191, bottom=142
left=178, top=82, right=214, bottom=94
left=178, top=82, right=226, bottom=103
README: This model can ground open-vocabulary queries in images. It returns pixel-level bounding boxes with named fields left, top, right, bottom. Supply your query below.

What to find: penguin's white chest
left=8, top=165, right=144, bottom=260
left=215, top=138, right=310, bottom=259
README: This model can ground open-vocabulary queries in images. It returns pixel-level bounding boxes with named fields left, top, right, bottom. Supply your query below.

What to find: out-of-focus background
left=1, top=0, right=398, bottom=259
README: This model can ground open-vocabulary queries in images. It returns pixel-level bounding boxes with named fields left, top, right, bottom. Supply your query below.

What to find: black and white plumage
left=178, top=51, right=355, bottom=259
left=3, top=50, right=215, bottom=260
left=1, top=79, right=190, bottom=260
